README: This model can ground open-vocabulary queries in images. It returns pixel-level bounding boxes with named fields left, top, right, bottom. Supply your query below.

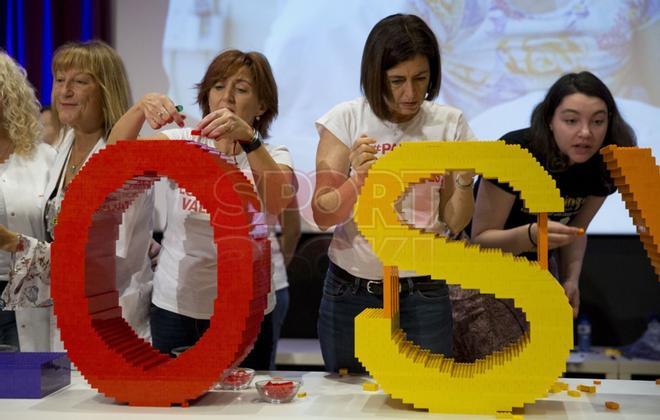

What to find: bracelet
left=455, top=175, right=474, bottom=189
left=527, top=223, right=537, bottom=247
left=240, top=128, right=263, bottom=154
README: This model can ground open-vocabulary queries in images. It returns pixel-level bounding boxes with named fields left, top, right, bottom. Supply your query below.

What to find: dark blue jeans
left=241, top=311, right=274, bottom=370
left=150, top=303, right=273, bottom=369
left=318, top=262, right=452, bottom=373
left=150, top=304, right=210, bottom=356
left=269, top=287, right=290, bottom=369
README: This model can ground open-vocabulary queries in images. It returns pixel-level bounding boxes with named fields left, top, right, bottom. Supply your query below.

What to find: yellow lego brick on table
left=577, top=384, right=596, bottom=393
left=548, top=384, right=562, bottom=393
left=362, top=382, right=379, bottom=392
left=567, top=390, right=581, bottom=398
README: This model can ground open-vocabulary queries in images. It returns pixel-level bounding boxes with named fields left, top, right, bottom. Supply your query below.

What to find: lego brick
left=600, top=145, right=660, bottom=277
left=51, top=141, right=270, bottom=406
left=353, top=141, right=572, bottom=414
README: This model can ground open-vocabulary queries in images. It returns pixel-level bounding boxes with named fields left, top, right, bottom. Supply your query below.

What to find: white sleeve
left=315, top=101, right=354, bottom=148
left=265, top=144, right=294, bottom=169
left=455, top=112, right=477, bottom=141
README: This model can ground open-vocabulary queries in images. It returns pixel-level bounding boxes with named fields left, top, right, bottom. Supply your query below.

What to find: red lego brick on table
left=51, top=140, right=271, bottom=406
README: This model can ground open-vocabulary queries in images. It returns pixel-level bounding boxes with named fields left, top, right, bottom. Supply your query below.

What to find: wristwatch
left=240, top=128, right=263, bottom=154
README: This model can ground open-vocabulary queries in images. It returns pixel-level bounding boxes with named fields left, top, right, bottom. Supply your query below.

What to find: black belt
left=328, top=262, right=443, bottom=296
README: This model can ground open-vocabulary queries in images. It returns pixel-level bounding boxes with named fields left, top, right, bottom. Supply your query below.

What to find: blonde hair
left=51, top=40, right=132, bottom=138
left=0, top=50, right=42, bottom=156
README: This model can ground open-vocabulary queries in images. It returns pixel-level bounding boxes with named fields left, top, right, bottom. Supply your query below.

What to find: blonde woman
left=0, top=41, right=154, bottom=343
left=0, top=51, right=55, bottom=351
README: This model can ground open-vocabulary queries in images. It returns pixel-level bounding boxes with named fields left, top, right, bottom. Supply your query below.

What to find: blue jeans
left=150, top=304, right=210, bottom=356
left=318, top=262, right=452, bottom=373
left=270, top=287, right=290, bottom=369
left=241, top=311, right=274, bottom=370
left=150, top=303, right=274, bottom=368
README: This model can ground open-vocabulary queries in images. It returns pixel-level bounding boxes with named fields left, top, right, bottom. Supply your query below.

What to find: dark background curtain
left=1, top=0, right=112, bottom=106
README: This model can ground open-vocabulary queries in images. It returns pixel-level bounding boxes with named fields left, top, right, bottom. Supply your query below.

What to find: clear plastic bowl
left=255, top=379, right=301, bottom=403
left=217, top=368, right=255, bottom=390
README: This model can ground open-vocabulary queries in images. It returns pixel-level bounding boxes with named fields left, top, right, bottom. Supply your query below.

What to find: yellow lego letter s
left=353, top=141, right=571, bottom=414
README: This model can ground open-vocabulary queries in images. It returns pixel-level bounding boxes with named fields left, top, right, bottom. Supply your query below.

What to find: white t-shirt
left=153, top=128, right=293, bottom=319
left=316, top=97, right=475, bottom=279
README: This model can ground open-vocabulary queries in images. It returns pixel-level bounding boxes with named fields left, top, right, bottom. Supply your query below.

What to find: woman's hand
left=531, top=220, right=583, bottom=250
left=196, top=108, right=254, bottom=143
left=148, top=239, right=161, bottom=271
left=348, top=135, right=377, bottom=181
left=0, top=224, right=20, bottom=253
left=139, top=93, right=186, bottom=130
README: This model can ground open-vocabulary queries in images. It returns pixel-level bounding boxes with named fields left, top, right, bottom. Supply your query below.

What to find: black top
left=489, top=128, right=615, bottom=247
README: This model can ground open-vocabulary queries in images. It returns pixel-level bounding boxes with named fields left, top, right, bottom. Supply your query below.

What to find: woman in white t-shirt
left=108, top=50, right=295, bottom=367
left=312, top=14, right=476, bottom=373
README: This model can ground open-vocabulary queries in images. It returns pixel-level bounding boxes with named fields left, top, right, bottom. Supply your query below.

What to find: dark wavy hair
left=529, top=71, right=636, bottom=187
left=530, top=71, right=636, bottom=168
left=360, top=14, right=441, bottom=122
left=196, top=49, right=278, bottom=138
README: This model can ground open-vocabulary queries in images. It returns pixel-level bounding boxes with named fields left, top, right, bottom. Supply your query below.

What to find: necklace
left=67, top=142, right=95, bottom=178
left=69, top=154, right=86, bottom=175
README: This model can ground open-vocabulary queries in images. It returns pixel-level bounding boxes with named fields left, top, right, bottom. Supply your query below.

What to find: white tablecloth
left=3, top=371, right=659, bottom=419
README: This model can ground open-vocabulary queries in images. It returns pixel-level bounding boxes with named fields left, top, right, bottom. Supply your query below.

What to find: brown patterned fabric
left=450, top=252, right=560, bottom=362
left=0, top=235, right=52, bottom=311
left=450, top=286, right=528, bottom=363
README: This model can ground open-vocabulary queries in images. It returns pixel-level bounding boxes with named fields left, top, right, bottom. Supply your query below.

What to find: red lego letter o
left=51, top=141, right=269, bottom=406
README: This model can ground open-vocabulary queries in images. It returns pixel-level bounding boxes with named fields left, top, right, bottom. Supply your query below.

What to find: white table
left=619, top=357, right=660, bottom=380
left=275, top=338, right=323, bottom=366
left=566, top=350, right=619, bottom=379
left=3, top=371, right=659, bottom=419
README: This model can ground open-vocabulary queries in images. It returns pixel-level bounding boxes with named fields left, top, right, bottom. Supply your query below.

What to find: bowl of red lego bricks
left=217, top=368, right=255, bottom=390
left=255, top=379, right=301, bottom=403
